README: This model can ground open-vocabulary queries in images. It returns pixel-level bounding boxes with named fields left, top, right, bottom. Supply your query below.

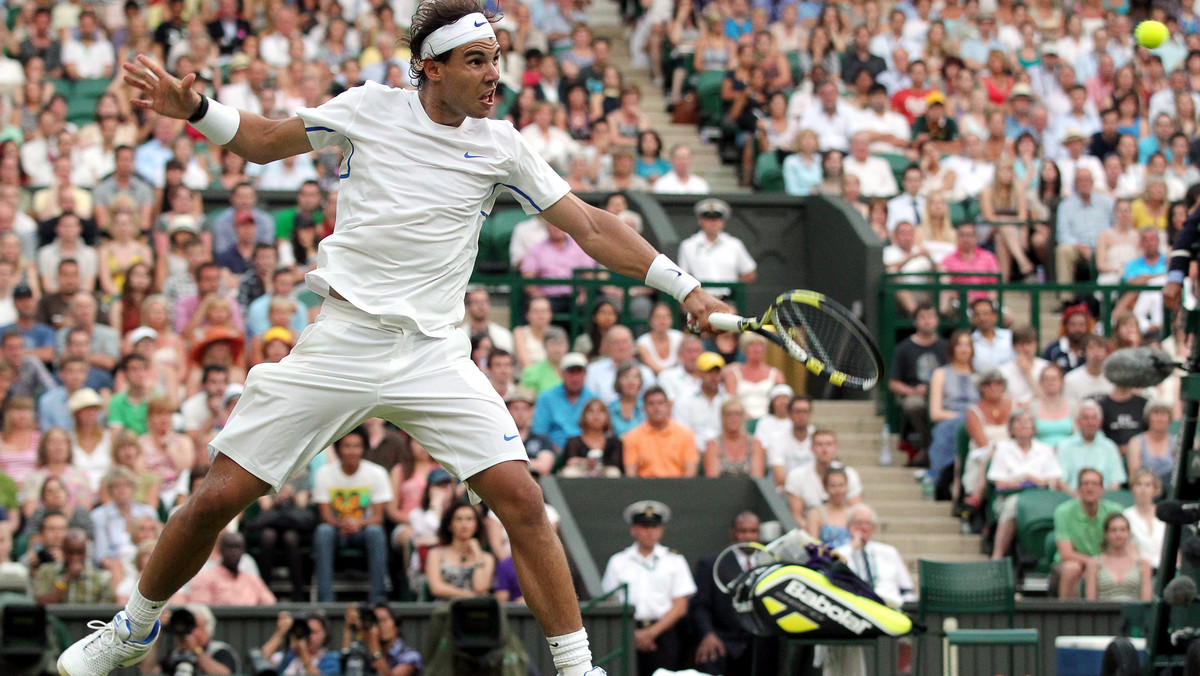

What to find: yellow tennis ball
left=1136, top=20, right=1169, bottom=49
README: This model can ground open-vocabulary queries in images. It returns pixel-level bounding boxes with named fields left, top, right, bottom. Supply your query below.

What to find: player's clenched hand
left=1164, top=280, right=1183, bottom=312
left=122, top=54, right=202, bottom=120
left=681, top=288, right=728, bottom=334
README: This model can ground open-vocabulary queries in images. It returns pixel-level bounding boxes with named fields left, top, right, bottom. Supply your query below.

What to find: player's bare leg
left=58, top=454, right=270, bottom=676
left=469, top=460, right=598, bottom=675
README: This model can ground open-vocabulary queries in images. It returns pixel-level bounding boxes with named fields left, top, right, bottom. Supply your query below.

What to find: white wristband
left=645, top=253, right=701, bottom=303
left=191, top=97, right=241, bottom=146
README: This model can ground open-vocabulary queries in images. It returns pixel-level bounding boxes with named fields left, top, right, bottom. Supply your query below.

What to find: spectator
left=798, top=80, right=855, bottom=152
left=24, top=511, right=68, bottom=572
left=1126, top=399, right=1175, bottom=489
left=92, top=146, right=155, bottom=231
left=1055, top=168, right=1116, bottom=298
left=782, top=129, right=823, bottom=196
left=888, top=303, right=945, bottom=463
left=843, top=132, right=899, bottom=198
left=485, top=349, right=517, bottom=400
left=503, top=388, right=557, bottom=477
left=358, top=603, right=424, bottom=676
left=1084, top=513, right=1152, bottom=601
left=1, top=283, right=55, bottom=363
left=15, top=9, right=63, bottom=77
left=764, top=395, right=816, bottom=489
left=635, top=303, right=684, bottom=375
left=461, top=287, right=514, bottom=354
left=690, top=511, right=768, bottom=675
left=57, top=293, right=120, bottom=371
left=68, top=388, right=111, bottom=491
left=998, top=325, right=1049, bottom=406
left=673, top=351, right=728, bottom=451
left=156, top=603, right=240, bottom=675
left=677, top=199, right=757, bottom=300
left=313, top=428, right=391, bottom=603
left=189, top=531, right=276, bottom=606
left=911, top=94, right=960, bottom=154
left=785, top=428, right=864, bottom=517
left=1063, top=334, right=1114, bottom=406
left=140, top=395, right=195, bottom=506
left=91, top=466, right=159, bottom=584
left=508, top=216, right=549, bottom=271
left=1, top=329, right=54, bottom=403
left=987, top=410, right=1066, bottom=560
left=1095, top=382, right=1148, bottom=457
left=560, top=399, right=623, bottom=478
left=723, top=333, right=784, bottom=419
left=216, top=214, right=262, bottom=275
left=585, top=326, right=656, bottom=405
left=805, top=467, right=855, bottom=548
left=38, top=214, right=98, bottom=294
left=133, top=117, right=182, bottom=190
left=520, top=223, right=597, bottom=315
left=835, top=504, right=915, bottom=607
left=1042, top=303, right=1093, bottom=372
left=107, top=354, right=153, bottom=435
left=608, top=363, right=646, bottom=439
left=173, top=262, right=245, bottom=335
left=37, top=260, right=83, bottom=331
left=925, top=330, right=978, bottom=488
left=262, top=610, right=341, bottom=675
left=885, top=168, right=927, bottom=235
left=245, top=269, right=306, bottom=340
left=652, top=144, right=710, bottom=194
left=1053, top=467, right=1123, bottom=598
left=753, top=384, right=794, bottom=449
left=703, top=400, right=765, bottom=478
left=520, top=325, right=568, bottom=394
left=624, top=386, right=698, bottom=478
left=23, top=473, right=94, bottom=542
left=0, top=396, right=38, bottom=489
left=532, top=352, right=597, bottom=448
left=20, top=427, right=92, bottom=518
left=657, top=335, right=704, bottom=403
left=210, top=182, right=276, bottom=254
left=602, top=500, right=695, bottom=676
left=1057, top=400, right=1127, bottom=492
left=512, top=297, right=552, bottom=373
left=426, top=500, right=495, bottom=600
left=33, top=527, right=113, bottom=604
left=939, top=224, right=1000, bottom=313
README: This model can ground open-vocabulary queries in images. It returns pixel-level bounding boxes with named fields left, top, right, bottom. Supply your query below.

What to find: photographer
left=32, top=528, right=113, bottom=604
left=261, top=610, right=340, bottom=675
left=156, top=604, right=239, bottom=675
left=342, top=603, right=423, bottom=676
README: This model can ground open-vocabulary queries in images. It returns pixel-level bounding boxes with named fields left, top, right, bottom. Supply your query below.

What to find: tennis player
left=57, top=3, right=725, bottom=676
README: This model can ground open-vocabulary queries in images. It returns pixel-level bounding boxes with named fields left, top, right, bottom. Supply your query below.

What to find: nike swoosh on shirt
left=475, top=20, right=487, bottom=26
left=465, top=152, right=485, bottom=159
left=504, top=433, right=519, bottom=441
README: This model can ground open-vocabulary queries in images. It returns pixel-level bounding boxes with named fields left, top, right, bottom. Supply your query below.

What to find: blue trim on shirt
left=499, top=183, right=543, bottom=212
left=304, top=126, right=354, bottom=179
left=481, top=210, right=488, bottom=217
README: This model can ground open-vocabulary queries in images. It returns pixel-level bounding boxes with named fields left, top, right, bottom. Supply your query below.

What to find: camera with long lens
left=340, top=605, right=379, bottom=676
left=164, top=609, right=200, bottom=676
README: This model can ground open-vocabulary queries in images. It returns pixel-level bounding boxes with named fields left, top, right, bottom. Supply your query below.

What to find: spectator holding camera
left=262, top=611, right=341, bottom=675
left=342, top=603, right=423, bottom=676
left=32, top=527, right=113, bottom=604
left=155, top=604, right=238, bottom=675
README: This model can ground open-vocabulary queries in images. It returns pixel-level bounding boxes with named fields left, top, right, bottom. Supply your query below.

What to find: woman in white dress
left=724, top=332, right=785, bottom=419
left=1123, top=469, right=1165, bottom=570
left=635, top=302, right=684, bottom=374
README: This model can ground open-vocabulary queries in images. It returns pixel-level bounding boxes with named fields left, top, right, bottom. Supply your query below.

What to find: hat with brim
left=67, top=388, right=103, bottom=414
left=262, top=326, right=295, bottom=347
left=693, top=198, right=732, bottom=220
left=428, top=467, right=455, bottom=484
left=128, top=326, right=158, bottom=346
left=191, top=325, right=245, bottom=365
left=505, top=387, right=536, bottom=405
left=222, top=383, right=244, bottom=406
left=561, top=352, right=589, bottom=370
left=697, top=351, right=726, bottom=371
left=167, top=214, right=201, bottom=235
left=767, top=383, right=794, bottom=402
left=623, top=499, right=672, bottom=526
left=1008, top=84, right=1034, bottom=100
left=1063, top=127, right=1087, bottom=143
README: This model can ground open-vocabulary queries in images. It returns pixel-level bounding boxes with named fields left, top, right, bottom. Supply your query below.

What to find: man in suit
left=689, top=511, right=773, bottom=675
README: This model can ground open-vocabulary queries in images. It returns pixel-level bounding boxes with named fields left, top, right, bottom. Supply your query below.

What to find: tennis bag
left=729, top=560, right=914, bottom=640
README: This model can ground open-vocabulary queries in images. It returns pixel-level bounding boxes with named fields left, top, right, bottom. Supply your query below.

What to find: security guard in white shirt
left=676, top=199, right=757, bottom=300
left=601, top=500, right=697, bottom=676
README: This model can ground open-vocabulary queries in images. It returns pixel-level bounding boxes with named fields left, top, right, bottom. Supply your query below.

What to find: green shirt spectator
left=1054, top=498, right=1122, bottom=558
left=107, top=392, right=149, bottom=435
left=273, top=180, right=325, bottom=240
left=520, top=359, right=563, bottom=394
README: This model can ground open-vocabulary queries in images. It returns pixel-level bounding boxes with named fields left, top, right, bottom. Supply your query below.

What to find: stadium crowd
left=0, top=0, right=1193, bottom=672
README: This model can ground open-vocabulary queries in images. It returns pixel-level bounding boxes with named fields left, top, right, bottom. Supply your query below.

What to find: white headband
left=421, top=12, right=496, bottom=60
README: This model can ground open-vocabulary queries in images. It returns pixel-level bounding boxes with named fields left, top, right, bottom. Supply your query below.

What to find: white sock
left=124, top=584, right=167, bottom=640
left=549, top=628, right=592, bottom=675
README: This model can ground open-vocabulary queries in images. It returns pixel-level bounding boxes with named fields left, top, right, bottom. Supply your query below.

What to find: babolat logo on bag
left=733, top=564, right=912, bottom=640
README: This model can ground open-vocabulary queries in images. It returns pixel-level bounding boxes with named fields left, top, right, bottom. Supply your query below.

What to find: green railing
left=580, top=583, right=633, bottom=675
left=468, top=270, right=747, bottom=339
left=877, top=272, right=1164, bottom=425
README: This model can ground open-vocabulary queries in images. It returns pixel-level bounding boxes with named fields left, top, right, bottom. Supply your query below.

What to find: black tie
left=860, top=549, right=875, bottom=586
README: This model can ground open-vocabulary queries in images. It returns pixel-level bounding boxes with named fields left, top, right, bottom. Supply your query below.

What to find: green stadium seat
left=1103, top=489, right=1133, bottom=508
left=754, top=151, right=784, bottom=193
left=879, top=152, right=912, bottom=188
left=72, top=78, right=110, bottom=100
left=476, top=208, right=529, bottom=274
left=1013, top=490, right=1071, bottom=574
left=695, top=71, right=725, bottom=127
left=45, top=78, right=71, bottom=98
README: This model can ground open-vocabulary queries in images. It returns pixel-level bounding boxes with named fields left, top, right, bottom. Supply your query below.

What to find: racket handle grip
left=708, top=312, right=745, bottom=332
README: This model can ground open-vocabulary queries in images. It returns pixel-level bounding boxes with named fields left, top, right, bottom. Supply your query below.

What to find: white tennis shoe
left=57, top=610, right=160, bottom=676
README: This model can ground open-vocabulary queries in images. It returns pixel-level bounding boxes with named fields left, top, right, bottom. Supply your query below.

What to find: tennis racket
left=708, top=290, right=883, bottom=391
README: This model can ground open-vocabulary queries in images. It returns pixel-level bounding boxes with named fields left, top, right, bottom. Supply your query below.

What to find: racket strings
left=774, top=300, right=878, bottom=382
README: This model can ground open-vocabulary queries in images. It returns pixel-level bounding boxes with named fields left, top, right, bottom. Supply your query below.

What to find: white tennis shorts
left=209, top=296, right=528, bottom=493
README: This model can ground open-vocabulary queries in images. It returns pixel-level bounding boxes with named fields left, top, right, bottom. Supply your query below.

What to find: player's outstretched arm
left=122, top=54, right=312, bottom=165
left=541, top=193, right=728, bottom=331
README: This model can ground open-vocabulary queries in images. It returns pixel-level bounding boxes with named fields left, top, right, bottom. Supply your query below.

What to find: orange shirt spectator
left=623, top=387, right=699, bottom=477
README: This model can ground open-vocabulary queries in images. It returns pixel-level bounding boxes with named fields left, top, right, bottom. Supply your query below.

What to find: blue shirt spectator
left=1056, top=191, right=1115, bottom=247
left=607, top=398, right=645, bottom=438
left=531, top=358, right=597, bottom=448
left=782, top=152, right=823, bottom=196
left=1123, top=253, right=1167, bottom=282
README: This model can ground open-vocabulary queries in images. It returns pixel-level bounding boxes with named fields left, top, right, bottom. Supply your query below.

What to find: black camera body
left=165, top=648, right=198, bottom=676
left=288, top=619, right=311, bottom=642
left=167, top=609, right=197, bottom=637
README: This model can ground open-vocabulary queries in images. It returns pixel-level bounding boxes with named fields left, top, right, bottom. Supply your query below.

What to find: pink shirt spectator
left=520, top=237, right=596, bottom=298
left=0, top=437, right=40, bottom=487
left=942, top=247, right=1001, bottom=300
left=172, top=292, right=246, bottom=333
left=188, top=564, right=277, bottom=606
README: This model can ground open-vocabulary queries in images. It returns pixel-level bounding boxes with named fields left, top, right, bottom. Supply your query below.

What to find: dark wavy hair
left=404, top=0, right=499, bottom=88
left=436, top=500, right=483, bottom=546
